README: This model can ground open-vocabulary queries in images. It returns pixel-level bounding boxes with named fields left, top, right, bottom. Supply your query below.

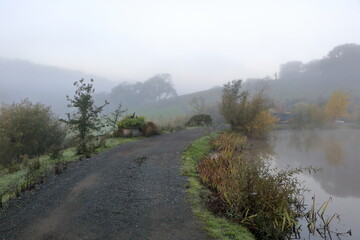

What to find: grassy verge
left=182, top=134, right=255, bottom=240
left=0, top=136, right=143, bottom=207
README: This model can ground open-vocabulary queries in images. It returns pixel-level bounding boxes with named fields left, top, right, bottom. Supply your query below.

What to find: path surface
left=0, top=128, right=212, bottom=240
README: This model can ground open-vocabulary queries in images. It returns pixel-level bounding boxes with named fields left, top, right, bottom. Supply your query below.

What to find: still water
left=269, top=129, right=359, bottom=239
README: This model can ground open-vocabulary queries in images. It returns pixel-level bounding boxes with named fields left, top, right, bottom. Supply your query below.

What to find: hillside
left=0, top=58, right=222, bottom=119
left=1, top=43, right=359, bottom=118
left=129, top=87, right=222, bottom=119
left=133, top=44, right=360, bottom=120
left=0, top=58, right=114, bottom=114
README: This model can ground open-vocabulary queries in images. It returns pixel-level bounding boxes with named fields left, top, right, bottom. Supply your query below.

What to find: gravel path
left=0, top=128, right=213, bottom=240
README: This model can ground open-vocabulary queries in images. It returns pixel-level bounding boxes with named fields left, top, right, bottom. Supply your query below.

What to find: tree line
left=0, top=73, right=179, bottom=169
left=95, top=73, right=177, bottom=112
left=246, top=43, right=360, bottom=116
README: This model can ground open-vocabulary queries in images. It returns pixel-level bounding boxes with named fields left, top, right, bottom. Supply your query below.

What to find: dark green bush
left=0, top=99, right=66, bottom=168
left=186, top=114, right=212, bottom=126
left=49, top=146, right=64, bottom=159
left=26, top=159, right=41, bottom=172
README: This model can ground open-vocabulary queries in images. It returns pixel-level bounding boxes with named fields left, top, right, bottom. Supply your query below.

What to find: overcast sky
left=1, top=0, right=360, bottom=94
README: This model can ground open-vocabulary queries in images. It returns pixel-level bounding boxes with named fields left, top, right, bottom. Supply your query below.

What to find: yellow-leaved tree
left=325, top=91, right=350, bottom=121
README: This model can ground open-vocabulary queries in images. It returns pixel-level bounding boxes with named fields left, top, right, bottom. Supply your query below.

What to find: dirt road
left=0, top=128, right=212, bottom=240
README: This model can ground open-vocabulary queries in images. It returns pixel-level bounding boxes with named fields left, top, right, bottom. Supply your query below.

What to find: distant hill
left=0, top=58, right=222, bottom=119
left=111, top=44, right=360, bottom=120
left=130, top=87, right=222, bottom=119
left=2, top=43, right=358, bottom=119
left=246, top=43, right=360, bottom=110
left=0, top=58, right=115, bottom=115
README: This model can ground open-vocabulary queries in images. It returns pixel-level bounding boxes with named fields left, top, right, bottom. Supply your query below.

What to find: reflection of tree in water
left=271, top=129, right=359, bottom=239
left=275, top=129, right=360, bottom=198
left=247, top=135, right=276, bottom=161
left=287, top=129, right=321, bottom=153
left=323, top=137, right=345, bottom=166
left=286, top=130, right=346, bottom=166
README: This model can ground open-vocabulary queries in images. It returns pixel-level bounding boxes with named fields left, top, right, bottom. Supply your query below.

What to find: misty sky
left=1, top=0, right=360, bottom=94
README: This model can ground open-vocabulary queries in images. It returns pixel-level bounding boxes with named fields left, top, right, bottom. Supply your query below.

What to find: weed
left=302, top=195, right=352, bottom=239
left=182, top=134, right=255, bottom=240
left=27, top=159, right=41, bottom=172
left=49, top=146, right=64, bottom=159
left=198, top=131, right=321, bottom=239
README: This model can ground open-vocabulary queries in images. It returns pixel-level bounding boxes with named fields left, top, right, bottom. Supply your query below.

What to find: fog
left=1, top=2, right=360, bottom=237
left=1, top=0, right=360, bottom=95
left=0, top=58, right=114, bottom=114
left=3, top=43, right=360, bottom=119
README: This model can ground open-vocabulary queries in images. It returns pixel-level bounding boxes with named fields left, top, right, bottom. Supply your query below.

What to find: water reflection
left=323, top=138, right=345, bottom=166
left=268, top=128, right=360, bottom=239
left=287, top=130, right=322, bottom=153
left=271, top=129, right=360, bottom=198
left=287, top=130, right=346, bottom=166
left=248, top=136, right=276, bottom=161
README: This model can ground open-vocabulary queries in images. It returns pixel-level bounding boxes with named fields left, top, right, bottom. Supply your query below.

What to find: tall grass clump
left=155, top=115, right=190, bottom=133
left=182, top=134, right=255, bottom=240
left=198, top=132, right=311, bottom=240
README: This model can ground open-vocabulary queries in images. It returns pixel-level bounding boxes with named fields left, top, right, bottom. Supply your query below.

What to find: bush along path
left=182, top=134, right=255, bottom=240
left=0, top=128, right=213, bottom=240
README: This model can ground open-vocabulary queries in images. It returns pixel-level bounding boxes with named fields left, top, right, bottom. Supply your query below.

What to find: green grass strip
left=182, top=134, right=255, bottom=240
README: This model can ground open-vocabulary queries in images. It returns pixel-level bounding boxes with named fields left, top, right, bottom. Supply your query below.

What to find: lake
left=269, top=128, right=359, bottom=239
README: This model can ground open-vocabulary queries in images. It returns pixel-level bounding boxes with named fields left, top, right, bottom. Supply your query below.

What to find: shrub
left=49, top=146, right=64, bottom=160
left=186, top=114, right=212, bottom=127
left=220, top=80, right=276, bottom=138
left=291, top=102, right=327, bottom=128
left=105, top=104, right=126, bottom=134
left=210, top=131, right=247, bottom=152
left=198, top=132, right=310, bottom=239
left=25, top=159, right=41, bottom=172
left=290, top=90, right=350, bottom=128
left=62, top=79, right=109, bottom=157
left=0, top=99, right=66, bottom=167
left=117, top=115, right=145, bottom=130
left=144, top=121, right=159, bottom=137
